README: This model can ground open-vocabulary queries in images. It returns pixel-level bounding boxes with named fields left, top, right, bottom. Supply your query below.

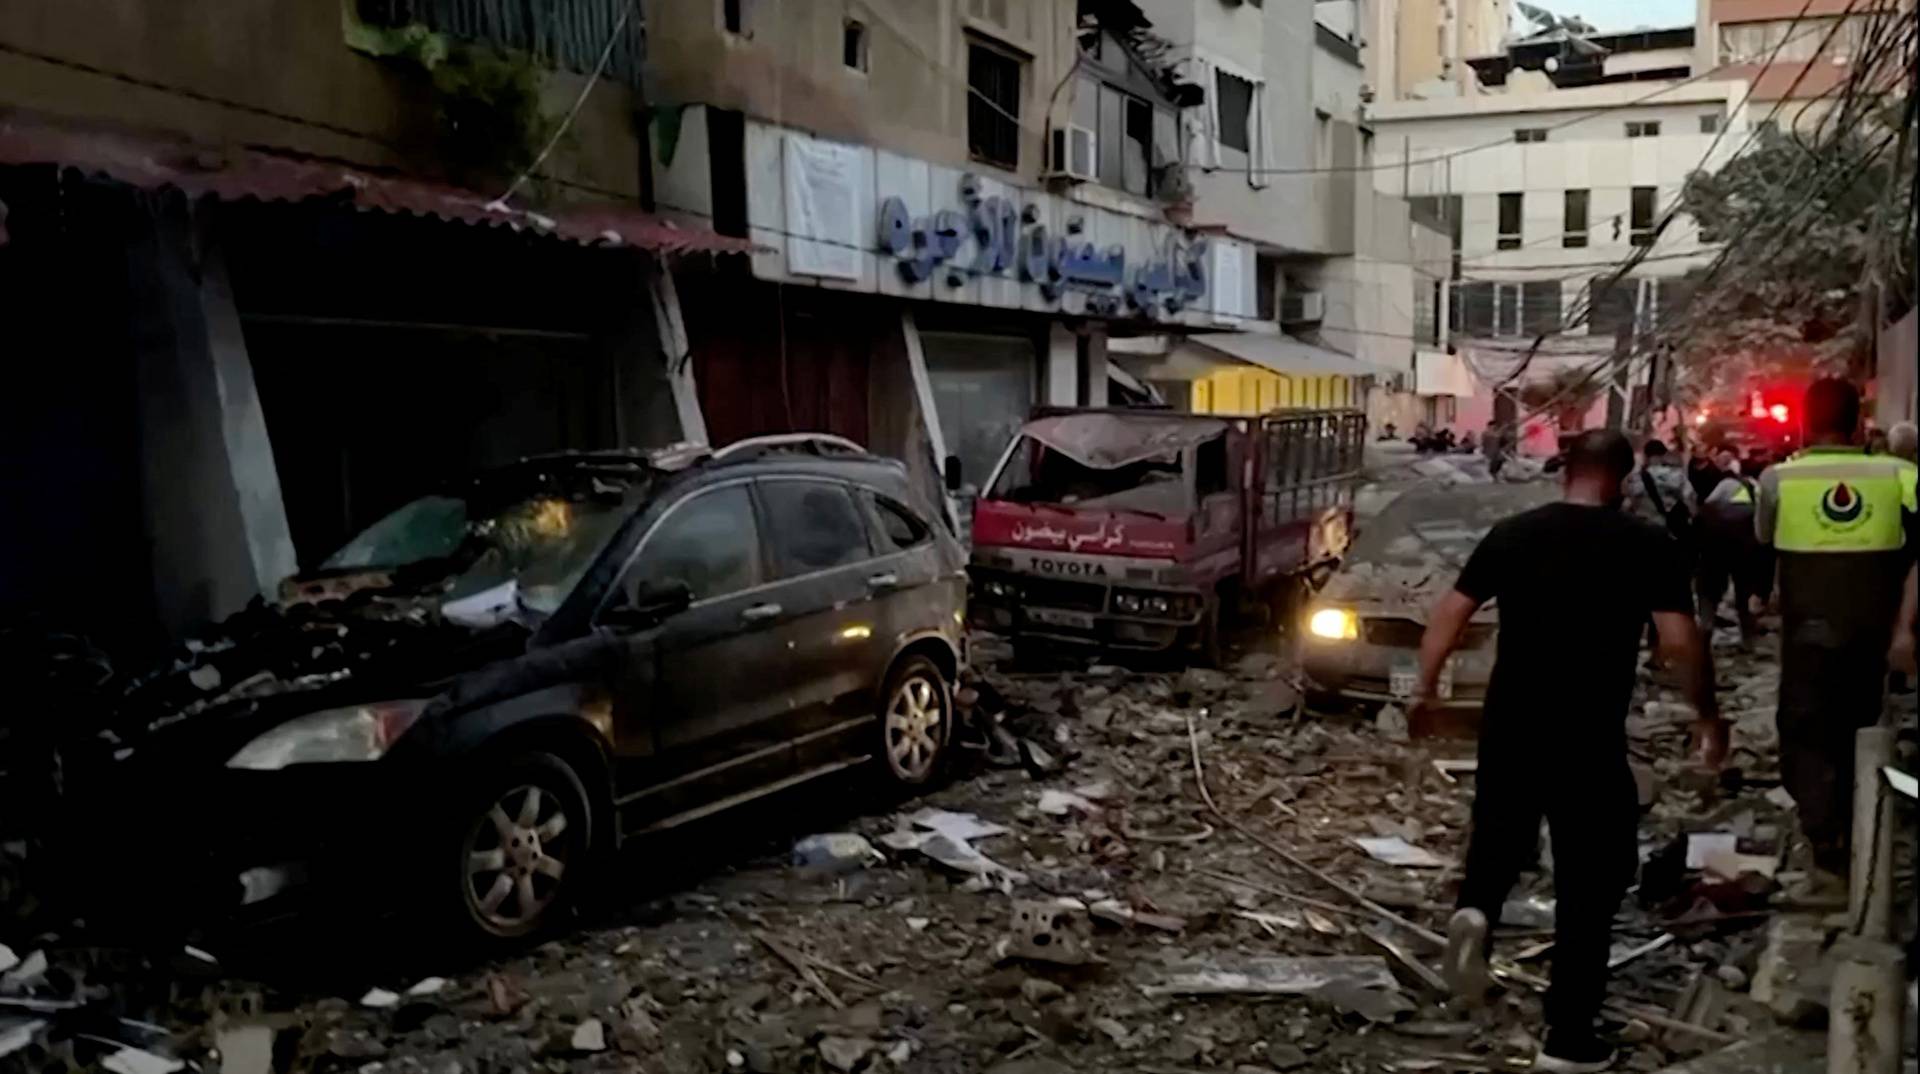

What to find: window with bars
left=1699, top=114, right=1721, bottom=134
left=1625, top=120, right=1661, bottom=138
left=1513, top=128, right=1548, bottom=143
left=967, top=40, right=1023, bottom=170
left=355, top=0, right=645, bottom=83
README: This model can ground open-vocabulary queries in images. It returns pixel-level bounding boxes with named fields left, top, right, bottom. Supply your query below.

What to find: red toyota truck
left=966, top=407, right=1365, bottom=663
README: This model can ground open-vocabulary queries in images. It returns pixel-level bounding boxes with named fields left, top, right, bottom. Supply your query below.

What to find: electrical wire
left=487, top=0, right=638, bottom=211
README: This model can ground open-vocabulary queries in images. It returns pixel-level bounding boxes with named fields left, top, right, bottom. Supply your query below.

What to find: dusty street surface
left=2, top=614, right=1834, bottom=1074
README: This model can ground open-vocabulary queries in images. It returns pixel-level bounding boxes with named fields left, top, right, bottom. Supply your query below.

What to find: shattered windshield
left=988, top=436, right=1187, bottom=515
left=321, top=483, right=645, bottom=618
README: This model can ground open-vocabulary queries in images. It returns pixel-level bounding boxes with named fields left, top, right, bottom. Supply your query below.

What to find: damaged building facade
left=644, top=0, right=1260, bottom=500
left=0, top=0, right=749, bottom=648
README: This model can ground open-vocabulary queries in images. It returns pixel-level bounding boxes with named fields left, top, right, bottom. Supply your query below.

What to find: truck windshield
left=988, top=436, right=1187, bottom=516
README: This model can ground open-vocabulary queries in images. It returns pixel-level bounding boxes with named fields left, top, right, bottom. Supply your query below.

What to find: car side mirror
left=602, top=580, right=692, bottom=631
left=943, top=454, right=964, bottom=492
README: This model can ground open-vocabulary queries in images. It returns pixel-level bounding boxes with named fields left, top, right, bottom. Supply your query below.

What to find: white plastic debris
left=99, top=1047, right=185, bottom=1074
left=359, top=987, right=401, bottom=1008
left=1884, top=767, right=1917, bottom=800
left=406, top=976, right=448, bottom=996
left=902, top=808, right=1007, bottom=842
left=1351, top=836, right=1447, bottom=869
left=792, top=833, right=881, bottom=872
left=441, top=579, right=520, bottom=629
left=1684, top=833, right=1740, bottom=869
left=1037, top=789, right=1099, bottom=816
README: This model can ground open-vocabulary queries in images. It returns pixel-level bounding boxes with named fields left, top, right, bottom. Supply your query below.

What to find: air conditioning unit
left=1047, top=124, right=1097, bottom=182
left=1280, top=290, right=1325, bottom=324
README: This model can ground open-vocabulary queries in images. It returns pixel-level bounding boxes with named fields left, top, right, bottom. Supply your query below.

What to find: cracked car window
left=632, top=485, right=760, bottom=602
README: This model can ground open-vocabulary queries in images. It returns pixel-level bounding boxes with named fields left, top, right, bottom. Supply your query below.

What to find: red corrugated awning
left=0, top=108, right=756, bottom=256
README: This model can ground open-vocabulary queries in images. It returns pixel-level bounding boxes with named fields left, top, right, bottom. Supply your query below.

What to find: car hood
left=113, top=573, right=529, bottom=745
left=1322, top=482, right=1556, bottom=619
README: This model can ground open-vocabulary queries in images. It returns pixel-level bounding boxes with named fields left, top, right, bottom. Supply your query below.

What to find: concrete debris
left=0, top=1019, right=45, bottom=1061
left=1351, top=836, right=1448, bottom=868
left=1144, top=956, right=1397, bottom=996
left=999, top=899, right=1094, bottom=966
left=212, top=1022, right=275, bottom=1074
left=0, top=949, right=46, bottom=993
left=0, top=535, right=1819, bottom=1074
left=569, top=1017, right=606, bottom=1052
left=1310, top=976, right=1416, bottom=1023
left=817, top=1035, right=871, bottom=1071
left=1374, top=703, right=1411, bottom=742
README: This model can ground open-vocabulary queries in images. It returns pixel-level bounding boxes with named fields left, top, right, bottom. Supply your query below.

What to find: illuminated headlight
left=983, top=580, right=1019, bottom=599
left=227, top=701, right=427, bottom=770
left=1143, top=595, right=1171, bottom=615
left=1114, top=592, right=1143, bottom=613
left=1307, top=608, right=1358, bottom=641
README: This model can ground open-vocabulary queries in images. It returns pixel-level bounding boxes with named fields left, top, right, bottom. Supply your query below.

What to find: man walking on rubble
left=1414, top=429, right=1725, bottom=1074
left=1756, top=378, right=1919, bottom=886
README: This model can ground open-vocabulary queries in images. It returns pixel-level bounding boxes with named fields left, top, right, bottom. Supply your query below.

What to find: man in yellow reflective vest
left=1756, top=378, right=1920, bottom=879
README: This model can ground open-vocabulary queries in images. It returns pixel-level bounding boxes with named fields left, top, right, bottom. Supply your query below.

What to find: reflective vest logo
left=1819, top=482, right=1866, bottom=526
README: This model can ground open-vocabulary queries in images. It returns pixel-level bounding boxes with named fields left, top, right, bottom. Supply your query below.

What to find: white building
left=1366, top=23, right=1752, bottom=440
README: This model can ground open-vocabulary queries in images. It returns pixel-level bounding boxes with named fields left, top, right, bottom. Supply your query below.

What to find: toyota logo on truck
left=1033, top=558, right=1107, bottom=577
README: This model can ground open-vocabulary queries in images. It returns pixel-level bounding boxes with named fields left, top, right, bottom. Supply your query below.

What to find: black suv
left=81, top=436, right=966, bottom=942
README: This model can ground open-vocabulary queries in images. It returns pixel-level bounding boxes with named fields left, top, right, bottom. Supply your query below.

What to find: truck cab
left=967, top=407, right=1364, bottom=662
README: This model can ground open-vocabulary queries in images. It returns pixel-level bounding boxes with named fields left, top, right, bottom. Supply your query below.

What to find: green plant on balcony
left=345, top=4, right=561, bottom=192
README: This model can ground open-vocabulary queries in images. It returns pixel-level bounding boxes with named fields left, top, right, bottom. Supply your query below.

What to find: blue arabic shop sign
left=876, top=173, right=1209, bottom=319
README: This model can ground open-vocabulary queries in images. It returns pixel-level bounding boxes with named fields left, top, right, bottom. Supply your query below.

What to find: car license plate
left=1390, top=660, right=1453, bottom=699
left=1029, top=608, right=1094, bottom=630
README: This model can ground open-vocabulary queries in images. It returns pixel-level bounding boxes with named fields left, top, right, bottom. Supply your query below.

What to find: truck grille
left=1020, top=577, right=1107, bottom=612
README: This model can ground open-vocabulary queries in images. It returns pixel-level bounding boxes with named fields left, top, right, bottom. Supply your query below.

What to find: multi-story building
left=1367, top=0, right=1515, bottom=102
left=1367, top=23, right=1749, bottom=440
left=645, top=0, right=1259, bottom=499
left=1694, top=0, right=1895, bottom=126
left=0, top=0, right=747, bottom=643
left=1121, top=0, right=1457, bottom=429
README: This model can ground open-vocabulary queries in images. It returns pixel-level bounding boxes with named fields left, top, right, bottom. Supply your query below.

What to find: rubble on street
left=3, top=612, right=1868, bottom=1074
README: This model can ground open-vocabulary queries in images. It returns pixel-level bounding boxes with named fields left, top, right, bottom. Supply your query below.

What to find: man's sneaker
left=1442, top=908, right=1491, bottom=1005
left=1534, top=1031, right=1616, bottom=1073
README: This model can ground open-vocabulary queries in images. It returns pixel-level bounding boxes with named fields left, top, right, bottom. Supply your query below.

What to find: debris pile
left=0, top=617, right=1859, bottom=1072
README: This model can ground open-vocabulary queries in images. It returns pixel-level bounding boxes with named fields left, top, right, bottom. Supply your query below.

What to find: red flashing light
left=1769, top=403, right=1790, bottom=424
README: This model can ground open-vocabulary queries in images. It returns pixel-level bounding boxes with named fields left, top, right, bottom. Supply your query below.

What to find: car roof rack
left=709, top=432, right=869, bottom=463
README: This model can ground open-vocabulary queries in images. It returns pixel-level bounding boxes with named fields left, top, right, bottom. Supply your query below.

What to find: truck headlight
left=1307, top=608, right=1358, bottom=641
left=227, top=701, right=427, bottom=770
left=1114, top=592, right=1143, bottom=613
left=1143, top=595, right=1171, bottom=615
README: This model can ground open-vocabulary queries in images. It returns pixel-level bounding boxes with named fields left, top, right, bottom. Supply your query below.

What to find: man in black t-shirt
left=1414, top=430, right=1726, bottom=1074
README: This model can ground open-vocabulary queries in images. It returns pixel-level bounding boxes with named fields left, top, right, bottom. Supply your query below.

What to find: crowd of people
left=1412, top=382, right=1918, bottom=1074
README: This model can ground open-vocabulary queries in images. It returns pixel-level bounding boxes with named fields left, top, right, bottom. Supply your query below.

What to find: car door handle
left=866, top=572, right=900, bottom=589
left=740, top=603, right=782, bottom=622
